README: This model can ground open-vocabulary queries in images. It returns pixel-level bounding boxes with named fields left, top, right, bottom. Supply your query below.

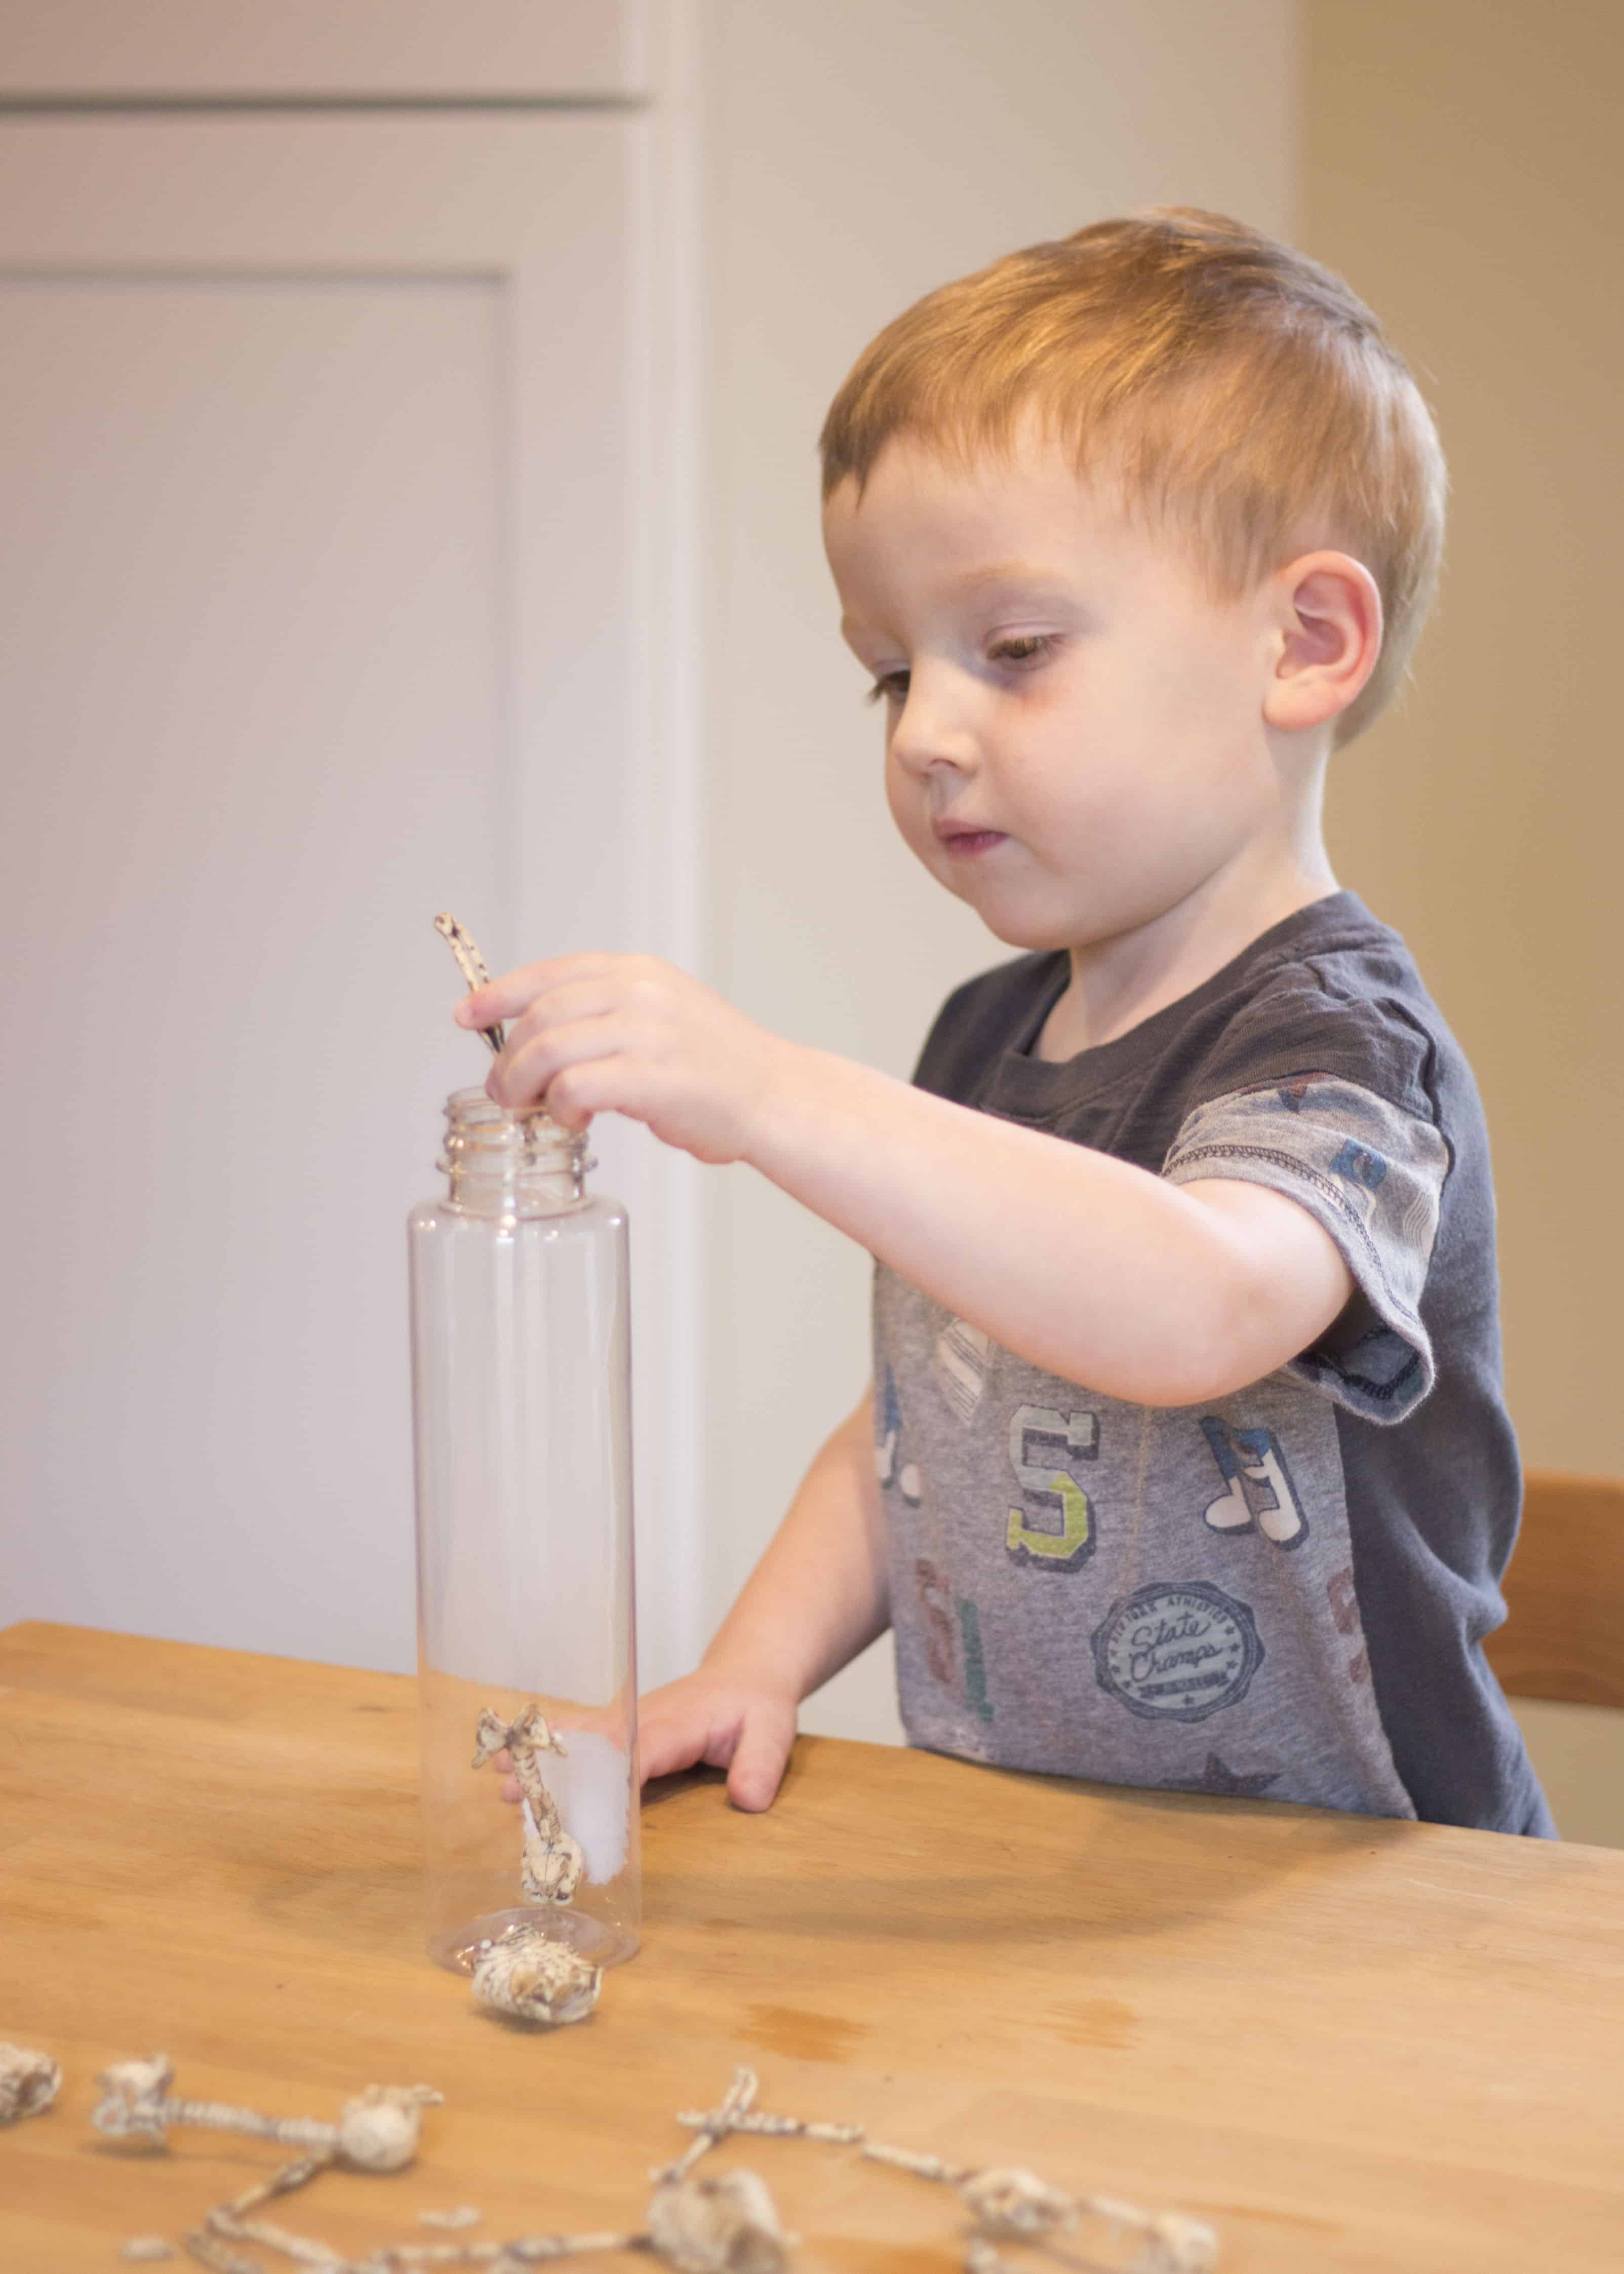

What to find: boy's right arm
left=637, top=1386, right=889, bottom=1811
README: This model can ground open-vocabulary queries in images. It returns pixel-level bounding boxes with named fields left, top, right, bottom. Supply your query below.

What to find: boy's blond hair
left=820, top=208, right=1446, bottom=747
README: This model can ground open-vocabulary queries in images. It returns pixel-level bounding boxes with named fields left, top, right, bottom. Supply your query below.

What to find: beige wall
left=1304, top=1, right=1624, bottom=1843
left=695, top=0, right=1299, bottom=1738
left=1305, top=0, right=1624, bottom=1478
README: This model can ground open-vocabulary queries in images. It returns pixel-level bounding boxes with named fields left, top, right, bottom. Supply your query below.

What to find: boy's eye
left=864, top=670, right=910, bottom=707
left=989, top=633, right=1059, bottom=669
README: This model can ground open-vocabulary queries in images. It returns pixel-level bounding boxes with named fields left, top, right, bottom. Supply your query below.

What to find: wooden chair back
left=1486, top=1470, right=1624, bottom=1709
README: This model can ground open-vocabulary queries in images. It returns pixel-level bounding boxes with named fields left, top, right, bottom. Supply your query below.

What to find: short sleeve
left=1161, top=1073, right=1450, bottom=1424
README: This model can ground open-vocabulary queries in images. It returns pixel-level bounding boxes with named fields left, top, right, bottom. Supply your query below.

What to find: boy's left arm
left=461, top=955, right=1354, bottom=1407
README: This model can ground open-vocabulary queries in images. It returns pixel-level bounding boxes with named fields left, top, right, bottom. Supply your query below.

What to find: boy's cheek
left=883, top=770, right=935, bottom=859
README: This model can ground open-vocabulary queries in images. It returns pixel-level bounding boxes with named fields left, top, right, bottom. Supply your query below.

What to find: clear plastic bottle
left=408, top=1088, right=640, bottom=1972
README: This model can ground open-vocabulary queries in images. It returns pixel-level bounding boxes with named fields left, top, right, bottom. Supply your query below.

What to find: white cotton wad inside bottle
left=408, top=1087, right=641, bottom=1972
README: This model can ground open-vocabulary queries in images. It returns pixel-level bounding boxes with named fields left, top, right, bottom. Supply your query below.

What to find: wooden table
left=2, top=1622, right=1620, bottom=2271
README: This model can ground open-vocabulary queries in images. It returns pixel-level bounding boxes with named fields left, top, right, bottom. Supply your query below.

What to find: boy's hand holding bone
left=457, top=953, right=789, bottom=1167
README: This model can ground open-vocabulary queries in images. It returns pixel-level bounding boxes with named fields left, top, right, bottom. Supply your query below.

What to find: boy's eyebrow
left=840, top=565, right=1080, bottom=642
left=944, top=561, right=1078, bottom=605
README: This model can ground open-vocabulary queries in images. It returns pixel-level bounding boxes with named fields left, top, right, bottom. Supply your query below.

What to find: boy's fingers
left=503, top=977, right=642, bottom=1052
left=635, top=1682, right=795, bottom=1803
left=637, top=1716, right=706, bottom=1784
left=490, top=1023, right=628, bottom=1116
left=725, top=1715, right=793, bottom=1813
left=456, top=954, right=621, bottom=1028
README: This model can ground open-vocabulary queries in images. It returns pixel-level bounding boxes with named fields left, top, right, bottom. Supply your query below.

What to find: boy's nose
left=889, top=677, right=978, bottom=778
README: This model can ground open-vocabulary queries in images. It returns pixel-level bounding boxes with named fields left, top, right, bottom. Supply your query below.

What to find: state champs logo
left=1091, top=1580, right=1264, bottom=1724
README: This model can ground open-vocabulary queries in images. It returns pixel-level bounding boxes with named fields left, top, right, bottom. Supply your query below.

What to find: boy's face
left=822, top=430, right=1293, bottom=957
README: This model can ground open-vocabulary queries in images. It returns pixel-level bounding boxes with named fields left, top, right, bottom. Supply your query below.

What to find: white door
left=0, top=110, right=699, bottom=1682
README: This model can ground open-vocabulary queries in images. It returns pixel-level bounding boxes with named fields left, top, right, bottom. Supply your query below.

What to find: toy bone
left=1100, top=2201, right=1219, bottom=2274
left=205, top=2205, right=339, bottom=2270
left=184, top=2231, right=266, bottom=2274
left=668, top=2067, right=862, bottom=2182
left=645, top=2170, right=788, bottom=2274
left=472, top=1705, right=586, bottom=1909
left=656, top=2066, right=761, bottom=2184
left=198, top=2150, right=340, bottom=2269
left=471, top=1928, right=603, bottom=2026
left=0, top=2041, right=61, bottom=2123
left=434, top=912, right=505, bottom=1056
left=861, top=2140, right=964, bottom=2185
left=863, top=2138, right=1056, bottom=2255
left=864, top=2139, right=1217, bottom=2268
left=92, top=2057, right=441, bottom=2173
left=353, top=2230, right=637, bottom=2269
left=346, top=2171, right=784, bottom=2274
left=958, top=2168, right=1078, bottom=2240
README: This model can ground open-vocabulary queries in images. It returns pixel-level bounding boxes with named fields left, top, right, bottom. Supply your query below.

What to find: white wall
left=694, top=0, right=1300, bottom=1740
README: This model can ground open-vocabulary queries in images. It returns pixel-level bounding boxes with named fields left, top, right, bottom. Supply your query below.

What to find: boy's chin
left=928, top=856, right=1094, bottom=956
left=971, top=900, right=1088, bottom=957
left=969, top=876, right=1171, bottom=958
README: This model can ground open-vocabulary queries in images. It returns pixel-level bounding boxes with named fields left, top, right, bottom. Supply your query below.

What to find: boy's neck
left=1036, top=836, right=1340, bottom=1063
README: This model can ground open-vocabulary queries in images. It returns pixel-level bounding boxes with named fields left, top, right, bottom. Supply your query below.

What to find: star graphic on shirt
left=1162, top=1753, right=1281, bottom=1798
left=1273, top=1075, right=1319, bottom=1113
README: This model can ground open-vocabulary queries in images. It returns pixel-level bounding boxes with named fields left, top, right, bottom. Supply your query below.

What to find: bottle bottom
left=430, top=1905, right=640, bottom=1976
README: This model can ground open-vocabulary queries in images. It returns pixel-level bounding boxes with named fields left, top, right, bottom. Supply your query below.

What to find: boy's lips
left=934, top=820, right=1008, bottom=858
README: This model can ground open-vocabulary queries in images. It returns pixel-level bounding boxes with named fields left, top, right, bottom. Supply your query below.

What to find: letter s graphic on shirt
left=1006, top=1403, right=1099, bottom=1573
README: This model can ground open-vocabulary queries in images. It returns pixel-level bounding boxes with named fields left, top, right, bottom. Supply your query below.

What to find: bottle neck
left=439, top=1088, right=590, bottom=1217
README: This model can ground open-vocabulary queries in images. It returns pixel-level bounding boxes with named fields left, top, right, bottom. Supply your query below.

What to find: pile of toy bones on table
left=0, top=2044, right=1215, bottom=2272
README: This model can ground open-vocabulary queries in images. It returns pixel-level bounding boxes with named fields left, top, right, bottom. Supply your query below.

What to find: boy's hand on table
left=488, top=1674, right=800, bottom=1813
left=636, top=1669, right=799, bottom=1812
left=457, top=953, right=795, bottom=1166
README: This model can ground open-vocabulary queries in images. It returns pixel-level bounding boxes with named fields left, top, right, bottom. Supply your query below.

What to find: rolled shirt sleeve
left=1162, top=1073, right=1450, bottom=1424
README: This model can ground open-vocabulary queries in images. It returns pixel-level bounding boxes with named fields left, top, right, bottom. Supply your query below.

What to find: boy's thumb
left=725, top=1712, right=792, bottom=1812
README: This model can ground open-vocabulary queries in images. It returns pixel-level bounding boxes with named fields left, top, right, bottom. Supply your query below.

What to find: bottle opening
left=438, top=1088, right=591, bottom=1214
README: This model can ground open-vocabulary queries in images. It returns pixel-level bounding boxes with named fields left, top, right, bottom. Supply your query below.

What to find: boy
left=460, top=209, right=1551, bottom=1836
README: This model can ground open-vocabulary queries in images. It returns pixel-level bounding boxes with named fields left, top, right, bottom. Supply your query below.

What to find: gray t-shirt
left=875, top=892, right=1552, bottom=1835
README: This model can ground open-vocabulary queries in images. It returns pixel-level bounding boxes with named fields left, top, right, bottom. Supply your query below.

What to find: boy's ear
left=1262, top=551, right=1383, bottom=734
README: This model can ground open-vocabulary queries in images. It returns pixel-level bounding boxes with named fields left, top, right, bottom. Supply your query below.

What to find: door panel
left=0, top=113, right=696, bottom=1679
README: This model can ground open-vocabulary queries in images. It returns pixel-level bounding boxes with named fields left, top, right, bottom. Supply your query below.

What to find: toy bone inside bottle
left=472, top=1704, right=586, bottom=1908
